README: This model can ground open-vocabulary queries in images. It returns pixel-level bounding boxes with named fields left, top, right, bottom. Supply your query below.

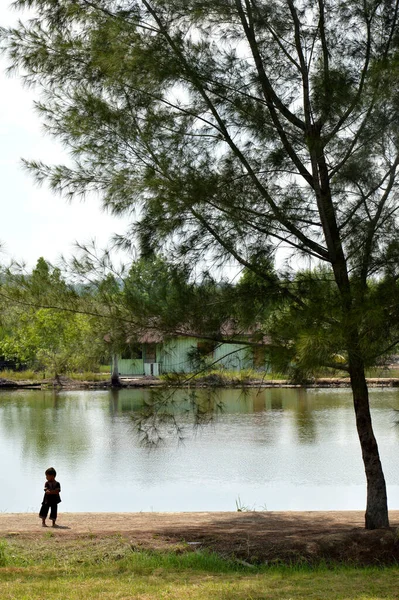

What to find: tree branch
left=141, top=0, right=329, bottom=261
left=286, top=0, right=313, bottom=129
left=324, top=7, right=372, bottom=140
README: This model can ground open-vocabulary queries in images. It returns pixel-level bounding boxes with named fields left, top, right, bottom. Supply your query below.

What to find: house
left=114, top=325, right=271, bottom=377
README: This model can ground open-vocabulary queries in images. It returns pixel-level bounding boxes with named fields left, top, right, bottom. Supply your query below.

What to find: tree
left=3, top=0, right=399, bottom=528
left=263, top=267, right=399, bottom=381
left=0, top=307, right=101, bottom=376
left=123, top=256, right=239, bottom=337
left=124, top=257, right=194, bottom=328
left=0, top=257, right=110, bottom=375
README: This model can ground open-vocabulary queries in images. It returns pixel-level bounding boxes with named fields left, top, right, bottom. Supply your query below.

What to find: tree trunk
left=348, top=351, right=389, bottom=529
left=330, top=256, right=389, bottom=529
left=111, top=353, right=122, bottom=387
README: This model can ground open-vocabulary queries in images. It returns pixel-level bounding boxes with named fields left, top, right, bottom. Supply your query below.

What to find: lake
left=0, top=387, right=398, bottom=513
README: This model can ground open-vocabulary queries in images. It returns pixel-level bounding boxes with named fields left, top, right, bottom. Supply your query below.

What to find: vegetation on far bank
left=161, top=368, right=287, bottom=385
left=162, top=367, right=399, bottom=385
left=0, top=369, right=110, bottom=383
left=0, top=536, right=399, bottom=600
left=1, top=256, right=399, bottom=387
left=1, top=365, right=399, bottom=386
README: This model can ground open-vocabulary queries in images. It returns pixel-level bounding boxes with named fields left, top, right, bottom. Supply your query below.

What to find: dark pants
left=39, top=502, right=58, bottom=521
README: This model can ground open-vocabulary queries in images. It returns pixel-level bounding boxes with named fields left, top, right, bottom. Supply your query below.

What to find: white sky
left=0, top=3, right=129, bottom=268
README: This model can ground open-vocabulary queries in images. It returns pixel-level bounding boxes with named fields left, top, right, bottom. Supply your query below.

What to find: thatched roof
left=106, top=319, right=271, bottom=346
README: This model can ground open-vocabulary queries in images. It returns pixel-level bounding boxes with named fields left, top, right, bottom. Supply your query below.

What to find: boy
left=39, top=467, right=61, bottom=527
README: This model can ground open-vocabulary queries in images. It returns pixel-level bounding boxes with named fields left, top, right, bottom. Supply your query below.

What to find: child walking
left=39, top=467, right=61, bottom=527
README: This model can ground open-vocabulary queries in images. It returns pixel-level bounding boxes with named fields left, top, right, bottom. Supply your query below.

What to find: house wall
left=159, top=339, right=269, bottom=373
left=213, top=343, right=253, bottom=371
left=117, top=358, right=144, bottom=376
left=157, top=337, right=198, bottom=373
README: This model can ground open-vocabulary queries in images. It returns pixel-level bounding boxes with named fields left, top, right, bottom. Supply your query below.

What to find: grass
left=1, top=365, right=399, bottom=387
left=163, top=367, right=399, bottom=386
left=66, top=372, right=109, bottom=382
left=0, top=370, right=40, bottom=381
left=0, top=370, right=110, bottom=382
left=0, top=536, right=399, bottom=599
left=161, top=369, right=288, bottom=385
left=196, top=369, right=288, bottom=383
left=366, top=367, right=399, bottom=379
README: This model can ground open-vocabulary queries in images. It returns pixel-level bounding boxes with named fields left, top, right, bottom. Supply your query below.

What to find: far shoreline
left=1, top=375, right=399, bottom=391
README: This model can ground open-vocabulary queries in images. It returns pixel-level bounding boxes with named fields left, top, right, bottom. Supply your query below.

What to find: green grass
left=161, top=369, right=288, bottom=385
left=0, top=536, right=399, bottom=599
left=162, top=367, right=399, bottom=384
left=0, top=370, right=41, bottom=381
left=197, top=369, right=288, bottom=382
left=66, top=372, right=109, bottom=382
left=366, top=367, right=399, bottom=379
left=0, top=370, right=110, bottom=382
left=1, top=365, right=399, bottom=386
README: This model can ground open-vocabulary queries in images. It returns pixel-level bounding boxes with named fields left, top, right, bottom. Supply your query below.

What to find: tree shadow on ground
left=130, top=511, right=399, bottom=565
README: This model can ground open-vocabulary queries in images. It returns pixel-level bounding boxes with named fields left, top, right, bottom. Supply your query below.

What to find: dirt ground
left=1, top=511, right=399, bottom=564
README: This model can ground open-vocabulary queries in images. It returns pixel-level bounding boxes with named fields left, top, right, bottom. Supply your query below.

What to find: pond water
left=0, top=387, right=398, bottom=513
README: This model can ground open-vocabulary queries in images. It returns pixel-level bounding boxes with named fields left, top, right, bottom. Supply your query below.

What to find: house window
left=121, top=344, right=143, bottom=360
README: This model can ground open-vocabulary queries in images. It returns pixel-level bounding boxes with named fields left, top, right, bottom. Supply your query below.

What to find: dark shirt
left=43, top=479, right=61, bottom=504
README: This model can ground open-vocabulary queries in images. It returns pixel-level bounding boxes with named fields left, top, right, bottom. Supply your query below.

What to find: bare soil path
left=2, top=511, right=399, bottom=564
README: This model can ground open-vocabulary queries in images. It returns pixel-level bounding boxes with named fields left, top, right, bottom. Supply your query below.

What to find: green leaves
left=0, top=257, right=107, bottom=375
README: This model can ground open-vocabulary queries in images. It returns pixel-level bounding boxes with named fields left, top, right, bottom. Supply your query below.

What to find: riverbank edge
left=1, top=376, right=399, bottom=390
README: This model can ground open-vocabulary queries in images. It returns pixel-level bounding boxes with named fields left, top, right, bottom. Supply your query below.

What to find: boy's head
left=45, top=467, right=56, bottom=481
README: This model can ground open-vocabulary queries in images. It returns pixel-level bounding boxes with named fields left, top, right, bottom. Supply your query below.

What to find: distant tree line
left=1, top=254, right=398, bottom=381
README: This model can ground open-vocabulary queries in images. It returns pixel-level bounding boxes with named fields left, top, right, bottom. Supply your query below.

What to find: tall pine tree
left=3, top=0, right=399, bottom=528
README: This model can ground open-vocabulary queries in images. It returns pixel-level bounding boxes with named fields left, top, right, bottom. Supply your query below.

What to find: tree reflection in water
left=0, top=390, right=90, bottom=461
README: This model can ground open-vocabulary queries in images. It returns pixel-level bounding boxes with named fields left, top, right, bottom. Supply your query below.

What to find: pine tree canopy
left=2, top=0, right=399, bottom=288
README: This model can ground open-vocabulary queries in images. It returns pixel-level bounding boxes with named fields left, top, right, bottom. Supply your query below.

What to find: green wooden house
left=114, top=329, right=270, bottom=377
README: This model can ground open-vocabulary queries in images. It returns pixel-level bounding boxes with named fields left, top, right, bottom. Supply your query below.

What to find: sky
left=0, top=3, right=129, bottom=268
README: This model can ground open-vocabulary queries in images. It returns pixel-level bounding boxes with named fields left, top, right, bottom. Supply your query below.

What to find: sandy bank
left=2, top=511, right=399, bottom=564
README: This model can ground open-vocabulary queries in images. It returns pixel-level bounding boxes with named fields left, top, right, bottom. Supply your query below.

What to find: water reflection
left=294, top=390, right=317, bottom=443
left=0, top=387, right=398, bottom=512
left=0, top=391, right=91, bottom=462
